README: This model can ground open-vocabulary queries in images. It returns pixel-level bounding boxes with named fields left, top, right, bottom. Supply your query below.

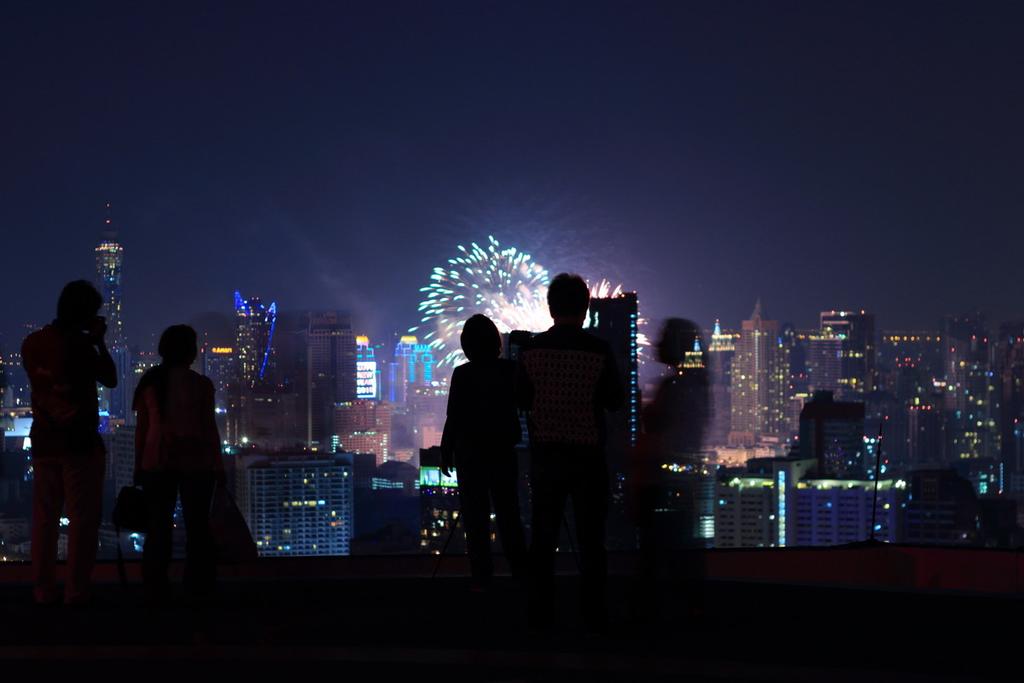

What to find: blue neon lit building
left=234, top=291, right=278, bottom=388
left=392, top=335, right=436, bottom=403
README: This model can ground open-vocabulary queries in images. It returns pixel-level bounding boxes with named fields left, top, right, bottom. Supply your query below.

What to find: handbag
left=113, top=485, right=148, bottom=532
left=208, top=484, right=258, bottom=563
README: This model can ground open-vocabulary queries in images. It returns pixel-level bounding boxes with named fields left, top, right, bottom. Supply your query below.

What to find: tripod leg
left=432, top=512, right=462, bottom=579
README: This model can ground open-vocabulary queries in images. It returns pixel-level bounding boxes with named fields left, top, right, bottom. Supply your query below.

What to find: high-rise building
left=715, top=455, right=901, bottom=548
left=587, top=291, right=641, bottom=552
left=820, top=310, right=876, bottom=399
left=792, top=477, right=902, bottom=545
left=386, top=358, right=409, bottom=404
left=714, top=472, right=777, bottom=548
left=798, top=390, right=866, bottom=478
left=903, top=469, right=984, bottom=545
left=305, top=311, right=356, bottom=449
left=356, top=335, right=380, bottom=400
left=878, top=332, right=944, bottom=398
left=202, top=344, right=236, bottom=439
left=729, top=300, right=789, bottom=446
left=237, top=452, right=353, bottom=557
left=394, top=335, right=435, bottom=391
left=234, top=292, right=277, bottom=389
left=95, top=203, right=130, bottom=423
left=997, top=323, right=1024, bottom=485
left=714, top=456, right=816, bottom=548
left=335, top=399, right=393, bottom=465
left=706, top=320, right=739, bottom=447
left=805, top=334, right=843, bottom=395
left=1, top=347, right=31, bottom=409
left=942, top=313, right=999, bottom=462
left=587, top=292, right=640, bottom=449
left=906, top=397, right=947, bottom=468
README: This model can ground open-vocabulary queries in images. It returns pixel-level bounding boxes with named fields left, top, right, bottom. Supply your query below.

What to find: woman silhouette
left=440, top=314, right=527, bottom=589
left=133, top=325, right=224, bottom=603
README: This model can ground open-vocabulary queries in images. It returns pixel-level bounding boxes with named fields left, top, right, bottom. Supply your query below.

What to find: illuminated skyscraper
left=335, top=399, right=392, bottom=464
left=805, top=334, right=842, bottom=395
left=997, top=322, right=1024, bottom=486
left=729, top=300, right=789, bottom=446
left=587, top=291, right=640, bottom=448
left=820, top=310, right=876, bottom=399
left=305, top=311, right=356, bottom=449
left=355, top=335, right=380, bottom=400
left=202, top=344, right=237, bottom=439
left=587, top=291, right=641, bottom=551
left=95, top=203, right=130, bottom=422
left=798, top=390, right=865, bottom=478
left=878, top=332, right=944, bottom=394
left=393, top=335, right=435, bottom=395
left=707, top=320, right=739, bottom=446
left=234, top=291, right=277, bottom=388
left=943, top=313, right=998, bottom=462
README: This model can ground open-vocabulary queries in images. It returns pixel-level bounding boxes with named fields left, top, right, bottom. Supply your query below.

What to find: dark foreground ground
left=0, top=563, right=1020, bottom=681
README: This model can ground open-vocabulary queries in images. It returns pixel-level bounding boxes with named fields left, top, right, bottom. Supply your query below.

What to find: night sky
left=3, top=1, right=1023, bottom=349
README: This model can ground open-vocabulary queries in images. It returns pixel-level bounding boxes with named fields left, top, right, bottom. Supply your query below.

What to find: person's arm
left=89, top=318, right=117, bottom=388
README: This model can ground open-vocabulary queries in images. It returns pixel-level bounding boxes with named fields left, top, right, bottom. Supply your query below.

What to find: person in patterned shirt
left=518, top=273, right=623, bottom=631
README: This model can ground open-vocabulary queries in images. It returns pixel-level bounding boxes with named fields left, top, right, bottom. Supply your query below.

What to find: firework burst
left=411, top=236, right=648, bottom=367
left=410, top=236, right=551, bottom=366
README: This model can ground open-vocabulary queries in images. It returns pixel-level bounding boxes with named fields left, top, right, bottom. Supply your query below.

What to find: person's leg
left=527, top=449, right=569, bottom=627
left=142, top=471, right=179, bottom=601
left=489, top=451, right=527, bottom=579
left=571, top=452, right=609, bottom=629
left=455, top=458, right=494, bottom=586
left=180, top=472, right=218, bottom=598
left=62, top=447, right=106, bottom=604
left=30, top=457, right=64, bottom=604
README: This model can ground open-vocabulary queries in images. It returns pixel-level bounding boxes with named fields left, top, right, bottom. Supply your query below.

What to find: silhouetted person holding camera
left=22, top=280, right=117, bottom=605
left=518, top=273, right=623, bottom=630
left=440, top=314, right=527, bottom=589
left=134, top=324, right=224, bottom=603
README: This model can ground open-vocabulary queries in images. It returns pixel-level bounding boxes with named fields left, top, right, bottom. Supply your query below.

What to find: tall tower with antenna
left=95, top=202, right=129, bottom=423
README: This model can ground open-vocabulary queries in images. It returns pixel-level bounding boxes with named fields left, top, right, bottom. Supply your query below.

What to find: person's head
left=460, top=314, right=501, bottom=362
left=157, top=325, right=198, bottom=368
left=657, top=318, right=706, bottom=368
left=56, top=280, right=103, bottom=330
left=547, top=273, right=590, bottom=327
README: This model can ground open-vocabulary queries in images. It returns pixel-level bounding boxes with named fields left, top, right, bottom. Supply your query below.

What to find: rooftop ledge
left=2, top=543, right=1023, bottom=595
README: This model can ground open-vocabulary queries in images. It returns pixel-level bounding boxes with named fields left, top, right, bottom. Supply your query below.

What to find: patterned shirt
left=519, top=325, right=623, bottom=447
